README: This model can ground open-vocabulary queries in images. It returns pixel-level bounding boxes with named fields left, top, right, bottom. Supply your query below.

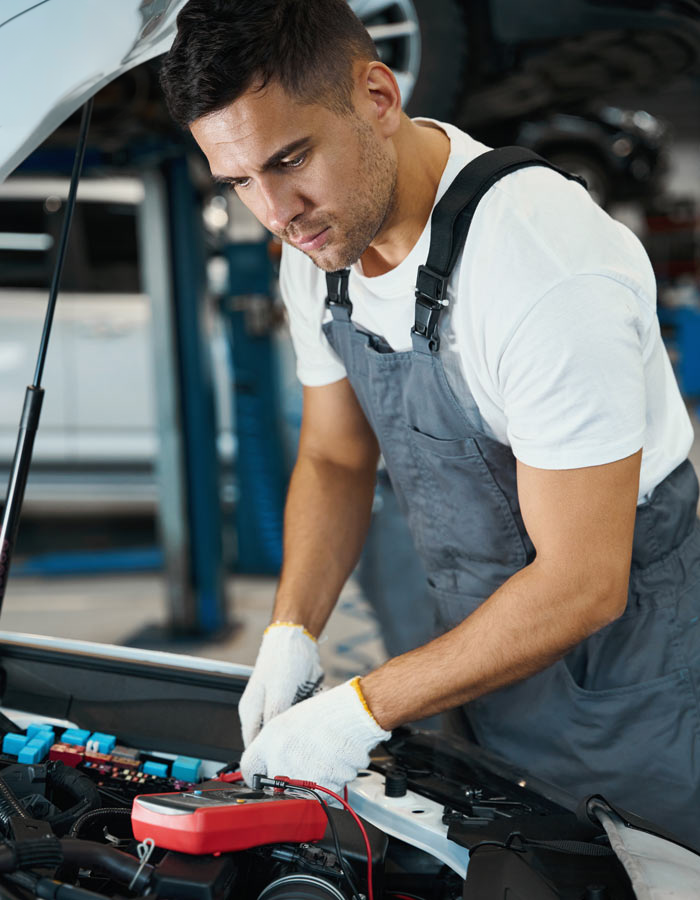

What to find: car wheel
left=350, top=0, right=469, bottom=120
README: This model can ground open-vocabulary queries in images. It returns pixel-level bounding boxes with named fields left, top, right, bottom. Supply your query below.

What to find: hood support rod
left=0, top=98, right=93, bottom=606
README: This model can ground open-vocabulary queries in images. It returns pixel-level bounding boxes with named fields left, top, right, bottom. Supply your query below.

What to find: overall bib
left=322, top=148, right=700, bottom=845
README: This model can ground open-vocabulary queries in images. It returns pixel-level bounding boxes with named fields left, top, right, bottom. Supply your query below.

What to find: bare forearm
left=360, top=558, right=627, bottom=729
left=273, top=452, right=378, bottom=636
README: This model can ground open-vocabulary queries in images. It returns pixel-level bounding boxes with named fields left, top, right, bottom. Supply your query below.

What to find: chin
left=307, top=246, right=358, bottom=273
left=313, top=235, right=373, bottom=272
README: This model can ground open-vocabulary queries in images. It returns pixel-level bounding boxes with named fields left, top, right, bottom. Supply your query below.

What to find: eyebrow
left=212, top=136, right=312, bottom=184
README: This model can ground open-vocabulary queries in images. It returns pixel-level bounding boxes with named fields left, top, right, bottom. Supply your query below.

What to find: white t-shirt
left=279, top=119, right=692, bottom=503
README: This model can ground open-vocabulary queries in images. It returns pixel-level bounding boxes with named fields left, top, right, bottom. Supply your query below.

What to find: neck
left=360, top=118, right=450, bottom=277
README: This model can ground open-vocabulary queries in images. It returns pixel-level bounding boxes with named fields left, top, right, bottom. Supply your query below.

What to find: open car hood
left=0, top=0, right=186, bottom=183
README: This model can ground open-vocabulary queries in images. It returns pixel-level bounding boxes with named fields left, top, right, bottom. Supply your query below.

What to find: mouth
left=289, top=227, right=330, bottom=252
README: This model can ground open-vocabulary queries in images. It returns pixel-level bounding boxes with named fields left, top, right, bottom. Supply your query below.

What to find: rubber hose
left=45, top=763, right=100, bottom=832
left=7, top=870, right=106, bottom=900
left=0, top=834, right=154, bottom=889
left=0, top=838, right=62, bottom=874
left=11, top=837, right=63, bottom=871
left=59, top=839, right=153, bottom=893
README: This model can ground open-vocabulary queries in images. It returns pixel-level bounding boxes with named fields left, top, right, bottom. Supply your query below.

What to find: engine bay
left=0, top=714, right=642, bottom=900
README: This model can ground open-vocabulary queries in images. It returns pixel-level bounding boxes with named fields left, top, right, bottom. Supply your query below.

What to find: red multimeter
left=131, top=785, right=327, bottom=854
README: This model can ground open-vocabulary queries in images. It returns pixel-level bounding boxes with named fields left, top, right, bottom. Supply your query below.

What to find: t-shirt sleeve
left=278, top=245, right=347, bottom=387
left=498, top=274, right=647, bottom=469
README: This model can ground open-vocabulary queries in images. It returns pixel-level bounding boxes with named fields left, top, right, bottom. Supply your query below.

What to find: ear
left=354, top=61, right=402, bottom=137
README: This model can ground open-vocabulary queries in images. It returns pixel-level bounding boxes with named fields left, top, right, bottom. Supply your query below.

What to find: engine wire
left=269, top=778, right=374, bottom=900
left=69, top=807, right=132, bottom=839
left=281, top=785, right=363, bottom=900
left=305, top=784, right=374, bottom=900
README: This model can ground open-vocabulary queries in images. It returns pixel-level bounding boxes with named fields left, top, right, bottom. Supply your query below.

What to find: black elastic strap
left=414, top=146, right=587, bottom=350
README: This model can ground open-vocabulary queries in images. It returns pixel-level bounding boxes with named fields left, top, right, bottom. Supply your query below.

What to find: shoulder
left=453, top=161, right=656, bottom=361
left=473, top=163, right=653, bottom=289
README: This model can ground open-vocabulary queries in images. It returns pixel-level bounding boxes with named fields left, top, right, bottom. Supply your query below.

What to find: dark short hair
left=159, top=0, right=379, bottom=128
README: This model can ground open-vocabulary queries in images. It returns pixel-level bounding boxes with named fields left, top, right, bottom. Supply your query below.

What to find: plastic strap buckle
left=413, top=265, right=448, bottom=349
left=412, top=300, right=443, bottom=350
left=415, top=264, right=449, bottom=305
left=325, top=269, right=352, bottom=312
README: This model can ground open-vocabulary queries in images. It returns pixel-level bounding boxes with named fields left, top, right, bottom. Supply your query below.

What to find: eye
left=281, top=152, right=307, bottom=169
left=229, top=177, right=251, bottom=191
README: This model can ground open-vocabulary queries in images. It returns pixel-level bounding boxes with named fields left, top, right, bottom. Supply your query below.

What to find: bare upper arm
left=298, top=378, right=379, bottom=471
left=517, top=449, right=642, bottom=619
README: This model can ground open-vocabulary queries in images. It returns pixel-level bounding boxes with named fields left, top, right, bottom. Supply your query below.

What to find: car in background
left=0, top=177, right=158, bottom=511
left=353, top=0, right=700, bottom=123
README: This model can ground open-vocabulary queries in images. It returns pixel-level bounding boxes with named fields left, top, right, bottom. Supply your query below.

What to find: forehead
left=190, top=81, right=334, bottom=171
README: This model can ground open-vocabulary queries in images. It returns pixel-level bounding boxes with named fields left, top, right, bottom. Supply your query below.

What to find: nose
left=259, top=180, right=305, bottom=234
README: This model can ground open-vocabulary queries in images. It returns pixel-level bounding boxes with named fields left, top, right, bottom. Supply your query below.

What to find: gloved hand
left=240, top=678, right=392, bottom=795
left=238, top=622, right=324, bottom=747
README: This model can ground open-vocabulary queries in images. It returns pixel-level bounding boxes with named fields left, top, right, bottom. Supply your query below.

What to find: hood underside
left=0, top=0, right=186, bottom=183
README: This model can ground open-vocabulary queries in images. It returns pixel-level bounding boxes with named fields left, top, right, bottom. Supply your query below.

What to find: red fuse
left=49, top=743, right=84, bottom=768
left=132, top=786, right=327, bottom=855
left=111, top=754, right=139, bottom=770
left=85, top=750, right=112, bottom=766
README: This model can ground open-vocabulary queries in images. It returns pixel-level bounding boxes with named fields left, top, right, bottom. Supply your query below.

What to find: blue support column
left=222, top=243, right=287, bottom=575
left=161, top=156, right=226, bottom=634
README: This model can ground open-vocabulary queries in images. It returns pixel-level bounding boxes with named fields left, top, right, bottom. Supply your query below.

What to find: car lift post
left=138, top=156, right=227, bottom=636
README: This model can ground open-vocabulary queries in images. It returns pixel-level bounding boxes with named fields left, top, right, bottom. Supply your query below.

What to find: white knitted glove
left=238, top=622, right=324, bottom=747
left=240, top=678, right=392, bottom=795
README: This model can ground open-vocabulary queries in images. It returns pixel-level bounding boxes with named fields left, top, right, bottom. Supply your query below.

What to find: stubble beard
left=291, top=118, right=398, bottom=272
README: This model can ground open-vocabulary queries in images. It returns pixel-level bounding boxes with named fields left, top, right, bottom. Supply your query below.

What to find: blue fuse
left=27, top=723, right=55, bottom=741
left=86, top=732, right=116, bottom=754
left=142, top=761, right=169, bottom=778
left=171, top=756, right=202, bottom=783
left=18, top=739, right=47, bottom=764
left=61, top=729, right=91, bottom=747
left=36, top=733, right=53, bottom=754
left=2, top=733, right=29, bottom=756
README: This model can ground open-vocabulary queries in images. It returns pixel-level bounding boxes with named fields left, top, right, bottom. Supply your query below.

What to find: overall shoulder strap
left=413, top=147, right=587, bottom=351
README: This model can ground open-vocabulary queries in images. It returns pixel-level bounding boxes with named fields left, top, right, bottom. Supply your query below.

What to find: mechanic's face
left=190, top=77, right=398, bottom=271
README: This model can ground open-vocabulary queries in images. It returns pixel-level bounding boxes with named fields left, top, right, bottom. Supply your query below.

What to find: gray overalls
left=323, top=148, right=700, bottom=845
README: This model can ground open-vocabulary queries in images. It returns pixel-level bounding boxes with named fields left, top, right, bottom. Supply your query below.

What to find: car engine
left=0, top=723, right=643, bottom=900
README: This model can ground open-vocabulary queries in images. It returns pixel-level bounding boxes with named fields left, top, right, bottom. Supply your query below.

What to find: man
left=160, top=0, right=700, bottom=842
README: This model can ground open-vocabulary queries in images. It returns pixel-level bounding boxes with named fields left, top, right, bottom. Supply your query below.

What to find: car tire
left=352, top=0, right=469, bottom=121
left=404, top=0, right=470, bottom=120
